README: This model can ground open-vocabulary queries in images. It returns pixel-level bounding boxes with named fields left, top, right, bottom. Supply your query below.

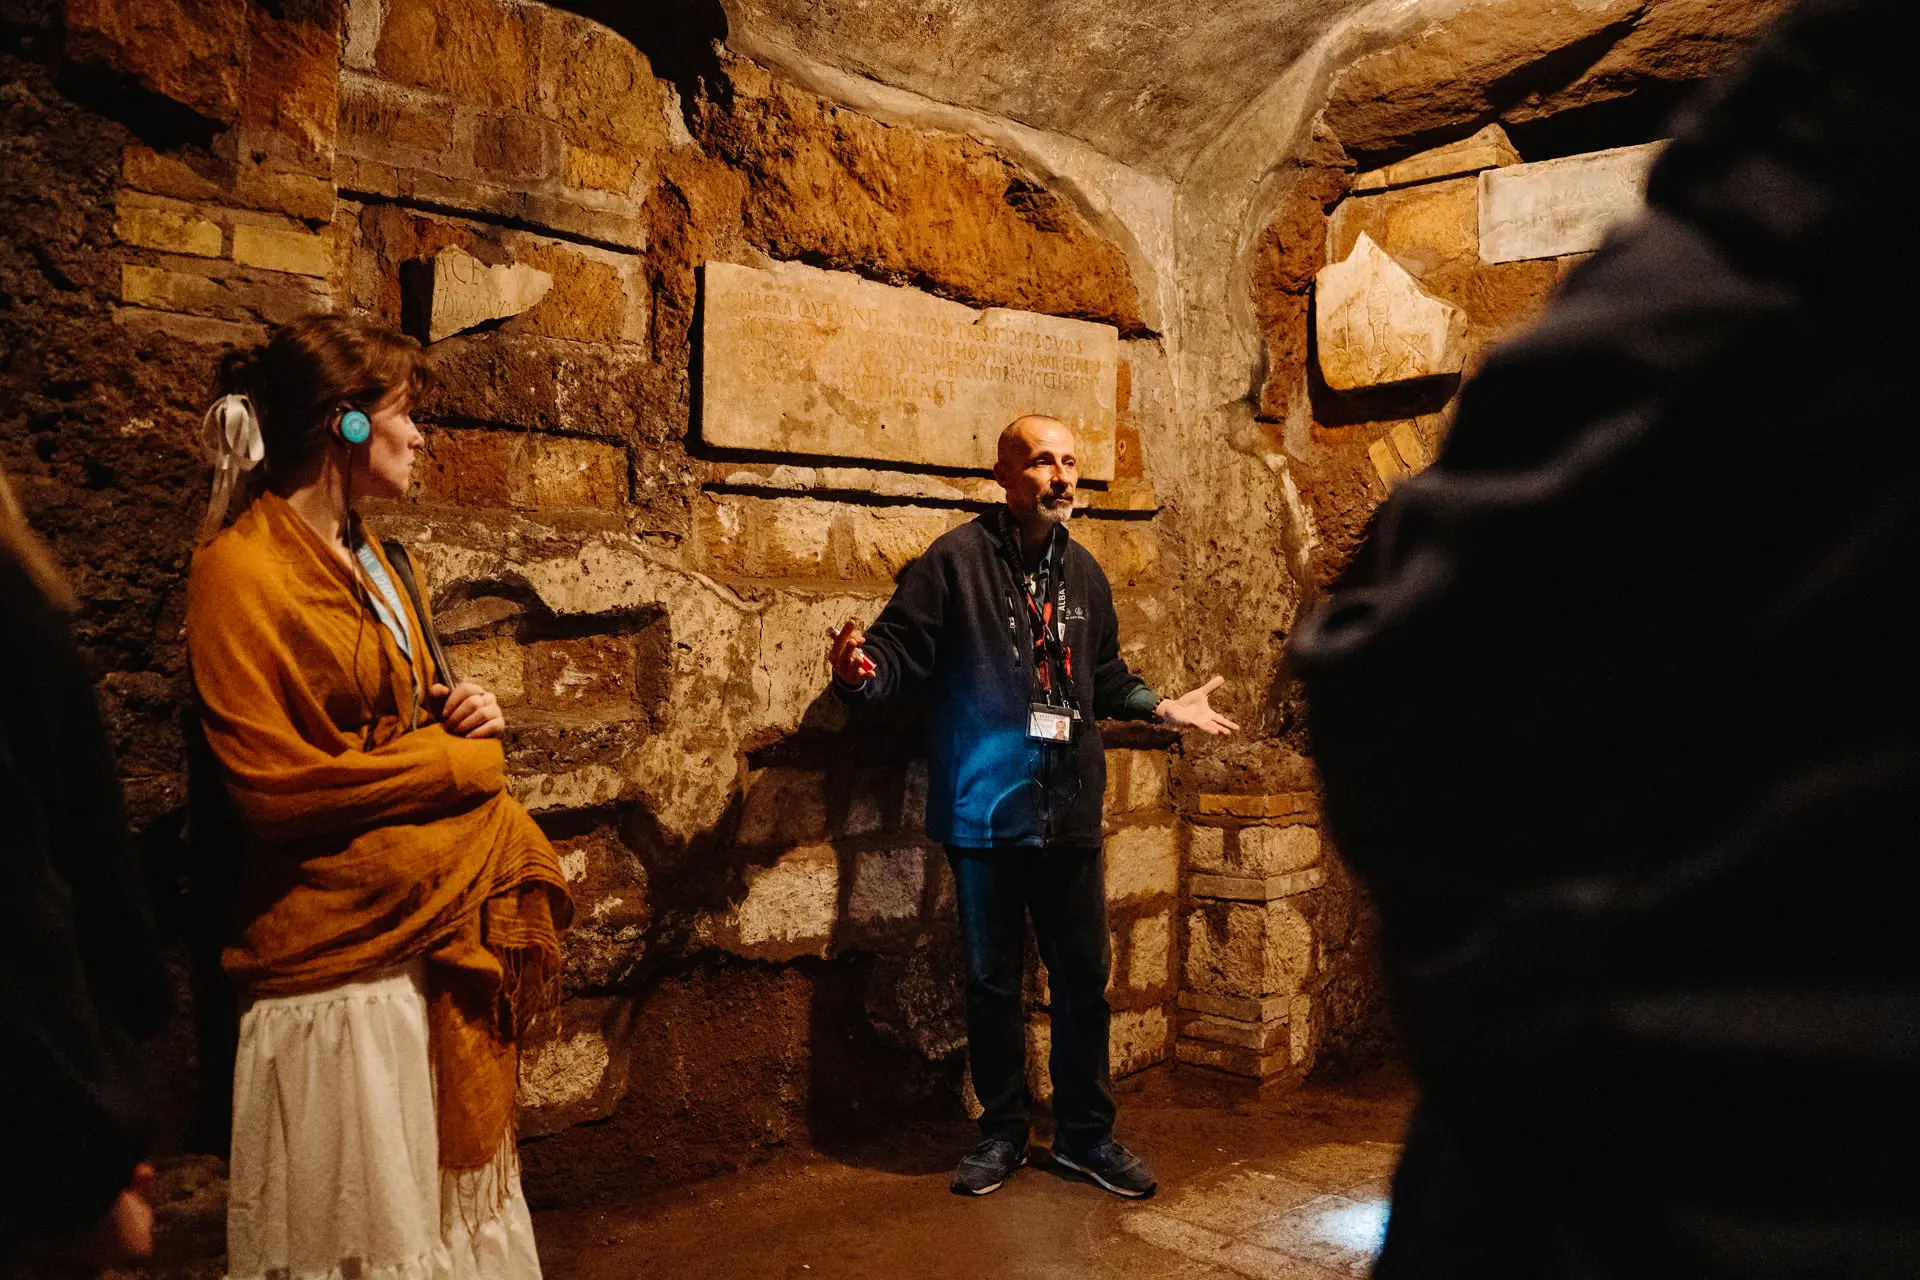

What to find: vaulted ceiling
left=720, top=0, right=1378, bottom=177
left=563, top=0, right=1790, bottom=181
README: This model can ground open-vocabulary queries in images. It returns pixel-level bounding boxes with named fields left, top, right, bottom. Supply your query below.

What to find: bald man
left=829, top=414, right=1235, bottom=1199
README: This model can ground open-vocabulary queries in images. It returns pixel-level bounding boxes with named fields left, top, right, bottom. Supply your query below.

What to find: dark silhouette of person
left=1, top=470, right=170, bottom=1268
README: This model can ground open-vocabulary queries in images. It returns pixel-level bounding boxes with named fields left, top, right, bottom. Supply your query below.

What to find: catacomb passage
left=1, top=0, right=1801, bottom=1275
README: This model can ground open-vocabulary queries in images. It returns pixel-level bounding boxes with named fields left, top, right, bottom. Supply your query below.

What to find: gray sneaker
left=1054, top=1139, right=1157, bottom=1198
left=950, top=1137, right=1028, bottom=1196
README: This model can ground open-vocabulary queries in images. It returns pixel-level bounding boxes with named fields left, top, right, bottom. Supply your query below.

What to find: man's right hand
left=34, top=1162, right=156, bottom=1269
left=828, top=618, right=877, bottom=685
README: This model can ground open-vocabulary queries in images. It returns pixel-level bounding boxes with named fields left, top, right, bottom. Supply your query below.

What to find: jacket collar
left=993, top=507, right=1068, bottom=573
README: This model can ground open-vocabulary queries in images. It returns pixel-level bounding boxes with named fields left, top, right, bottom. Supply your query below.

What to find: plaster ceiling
left=717, top=0, right=1379, bottom=178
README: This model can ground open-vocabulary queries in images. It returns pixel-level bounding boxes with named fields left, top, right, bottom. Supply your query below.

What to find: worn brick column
left=1175, top=791, right=1326, bottom=1082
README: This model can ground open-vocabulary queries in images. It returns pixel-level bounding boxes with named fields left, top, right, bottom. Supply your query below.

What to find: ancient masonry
left=54, top=0, right=1352, bottom=1154
left=1179, top=790, right=1326, bottom=1080
left=1250, top=116, right=1663, bottom=602
left=1317, top=127, right=1659, bottom=495
left=24, top=0, right=1697, bottom=1174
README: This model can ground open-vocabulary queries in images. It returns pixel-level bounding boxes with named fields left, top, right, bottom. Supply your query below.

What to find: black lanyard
left=999, top=514, right=1077, bottom=709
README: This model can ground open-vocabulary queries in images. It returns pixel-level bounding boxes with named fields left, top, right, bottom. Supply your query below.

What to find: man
left=828, top=414, right=1236, bottom=1199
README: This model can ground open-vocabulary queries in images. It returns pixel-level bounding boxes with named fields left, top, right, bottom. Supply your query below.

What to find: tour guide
left=828, top=414, right=1237, bottom=1198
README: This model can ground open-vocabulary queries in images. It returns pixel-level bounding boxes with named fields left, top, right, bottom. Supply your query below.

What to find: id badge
left=1027, top=703, right=1076, bottom=743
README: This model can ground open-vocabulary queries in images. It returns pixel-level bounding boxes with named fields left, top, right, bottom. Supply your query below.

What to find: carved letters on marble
left=423, top=245, right=555, bottom=343
left=1478, top=141, right=1664, bottom=264
left=1314, top=232, right=1467, bottom=392
left=699, top=260, right=1119, bottom=479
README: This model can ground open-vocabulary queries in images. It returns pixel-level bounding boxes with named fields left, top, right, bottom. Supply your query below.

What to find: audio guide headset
left=338, top=407, right=372, bottom=445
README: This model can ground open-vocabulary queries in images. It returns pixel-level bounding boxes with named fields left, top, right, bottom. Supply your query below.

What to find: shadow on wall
left=546, top=0, right=730, bottom=120
left=514, top=695, right=975, bottom=1207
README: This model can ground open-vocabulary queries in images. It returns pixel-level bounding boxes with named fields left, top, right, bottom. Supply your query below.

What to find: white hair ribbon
left=199, top=393, right=264, bottom=528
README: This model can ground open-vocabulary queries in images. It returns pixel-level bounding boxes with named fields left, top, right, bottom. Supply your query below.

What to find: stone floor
left=535, top=1066, right=1413, bottom=1280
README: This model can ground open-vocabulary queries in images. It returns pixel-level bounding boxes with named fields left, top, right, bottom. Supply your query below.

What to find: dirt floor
left=534, top=1065, right=1415, bottom=1280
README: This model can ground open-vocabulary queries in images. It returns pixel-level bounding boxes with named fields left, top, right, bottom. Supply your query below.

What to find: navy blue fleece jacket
left=835, top=513, right=1160, bottom=848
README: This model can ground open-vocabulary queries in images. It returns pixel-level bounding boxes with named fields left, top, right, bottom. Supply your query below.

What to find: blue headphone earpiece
left=338, top=409, right=371, bottom=445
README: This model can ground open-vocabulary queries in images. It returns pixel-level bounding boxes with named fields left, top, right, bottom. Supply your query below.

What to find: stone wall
left=5, top=0, right=1213, bottom=1206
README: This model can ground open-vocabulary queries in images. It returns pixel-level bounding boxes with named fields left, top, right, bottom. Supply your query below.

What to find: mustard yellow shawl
left=186, top=492, right=571, bottom=1172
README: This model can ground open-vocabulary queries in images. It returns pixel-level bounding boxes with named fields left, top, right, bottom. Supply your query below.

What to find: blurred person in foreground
left=828, top=414, right=1238, bottom=1199
left=1288, top=0, right=1920, bottom=1274
left=186, top=315, right=570, bottom=1279
left=0, top=466, right=169, bottom=1271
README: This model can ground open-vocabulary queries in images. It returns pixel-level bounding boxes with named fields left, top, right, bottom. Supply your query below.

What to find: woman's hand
left=93, top=1165, right=157, bottom=1264
left=432, top=682, right=506, bottom=738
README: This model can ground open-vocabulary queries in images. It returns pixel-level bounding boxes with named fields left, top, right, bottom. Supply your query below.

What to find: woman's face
left=356, top=389, right=422, bottom=501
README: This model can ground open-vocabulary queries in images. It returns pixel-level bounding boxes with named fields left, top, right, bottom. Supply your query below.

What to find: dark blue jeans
left=946, top=844, right=1116, bottom=1154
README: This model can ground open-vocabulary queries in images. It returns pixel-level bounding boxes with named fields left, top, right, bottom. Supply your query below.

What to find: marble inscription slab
left=1316, top=233, right=1467, bottom=391
left=1478, top=141, right=1664, bottom=264
left=425, top=246, right=553, bottom=343
left=700, top=260, right=1118, bottom=479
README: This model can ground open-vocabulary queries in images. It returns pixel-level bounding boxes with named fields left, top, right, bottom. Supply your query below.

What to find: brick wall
left=1177, top=790, right=1328, bottom=1081
left=39, top=0, right=1199, bottom=1165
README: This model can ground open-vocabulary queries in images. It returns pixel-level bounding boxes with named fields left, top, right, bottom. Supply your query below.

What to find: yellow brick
left=1368, top=438, right=1406, bottom=490
left=1193, top=793, right=1316, bottom=820
left=121, top=263, right=218, bottom=312
left=1075, top=520, right=1159, bottom=584
left=113, top=307, right=266, bottom=347
left=562, top=144, right=637, bottom=194
left=116, top=204, right=223, bottom=258
left=445, top=636, right=525, bottom=703
left=122, top=145, right=222, bottom=201
left=231, top=166, right=337, bottom=221
left=1389, top=422, right=1431, bottom=473
left=514, top=436, right=626, bottom=511
left=231, top=224, right=332, bottom=278
left=119, top=263, right=323, bottom=327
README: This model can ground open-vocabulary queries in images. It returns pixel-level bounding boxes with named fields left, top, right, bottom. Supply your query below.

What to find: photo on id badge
left=1028, top=703, right=1075, bottom=742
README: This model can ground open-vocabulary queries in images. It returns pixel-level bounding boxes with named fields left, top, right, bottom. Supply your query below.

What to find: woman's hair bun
left=217, top=346, right=262, bottom=397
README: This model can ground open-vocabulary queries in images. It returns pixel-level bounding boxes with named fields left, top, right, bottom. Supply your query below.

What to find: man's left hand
left=1156, top=676, right=1240, bottom=735
left=434, top=682, right=506, bottom=738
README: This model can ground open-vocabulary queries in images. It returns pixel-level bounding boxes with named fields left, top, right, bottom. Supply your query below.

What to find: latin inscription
left=1478, top=141, right=1664, bottom=264
left=423, top=245, right=553, bottom=343
left=701, top=260, right=1119, bottom=478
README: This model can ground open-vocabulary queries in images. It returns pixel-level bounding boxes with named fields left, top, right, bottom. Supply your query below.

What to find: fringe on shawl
left=428, top=886, right=566, bottom=1230
left=443, top=1115, right=526, bottom=1235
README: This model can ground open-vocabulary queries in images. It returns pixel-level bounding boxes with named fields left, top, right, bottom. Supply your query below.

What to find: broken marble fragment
left=1314, top=233, right=1467, bottom=391
left=422, top=245, right=554, bottom=343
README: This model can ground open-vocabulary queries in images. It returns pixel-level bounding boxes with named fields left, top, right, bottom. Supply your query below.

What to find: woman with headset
left=185, top=314, right=570, bottom=1280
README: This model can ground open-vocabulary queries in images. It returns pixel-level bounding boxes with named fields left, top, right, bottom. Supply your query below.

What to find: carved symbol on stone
left=1314, top=232, right=1467, bottom=392
left=412, top=245, right=555, bottom=344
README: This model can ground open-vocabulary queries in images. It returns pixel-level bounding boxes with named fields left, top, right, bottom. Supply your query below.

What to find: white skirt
left=226, top=962, right=542, bottom=1280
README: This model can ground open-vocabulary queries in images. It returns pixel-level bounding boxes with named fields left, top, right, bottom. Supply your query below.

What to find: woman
left=185, top=314, right=570, bottom=1280
left=1, top=465, right=168, bottom=1269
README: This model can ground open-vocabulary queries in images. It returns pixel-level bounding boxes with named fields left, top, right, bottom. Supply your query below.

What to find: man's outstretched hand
left=828, top=618, right=877, bottom=685
left=1156, top=675, right=1240, bottom=735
